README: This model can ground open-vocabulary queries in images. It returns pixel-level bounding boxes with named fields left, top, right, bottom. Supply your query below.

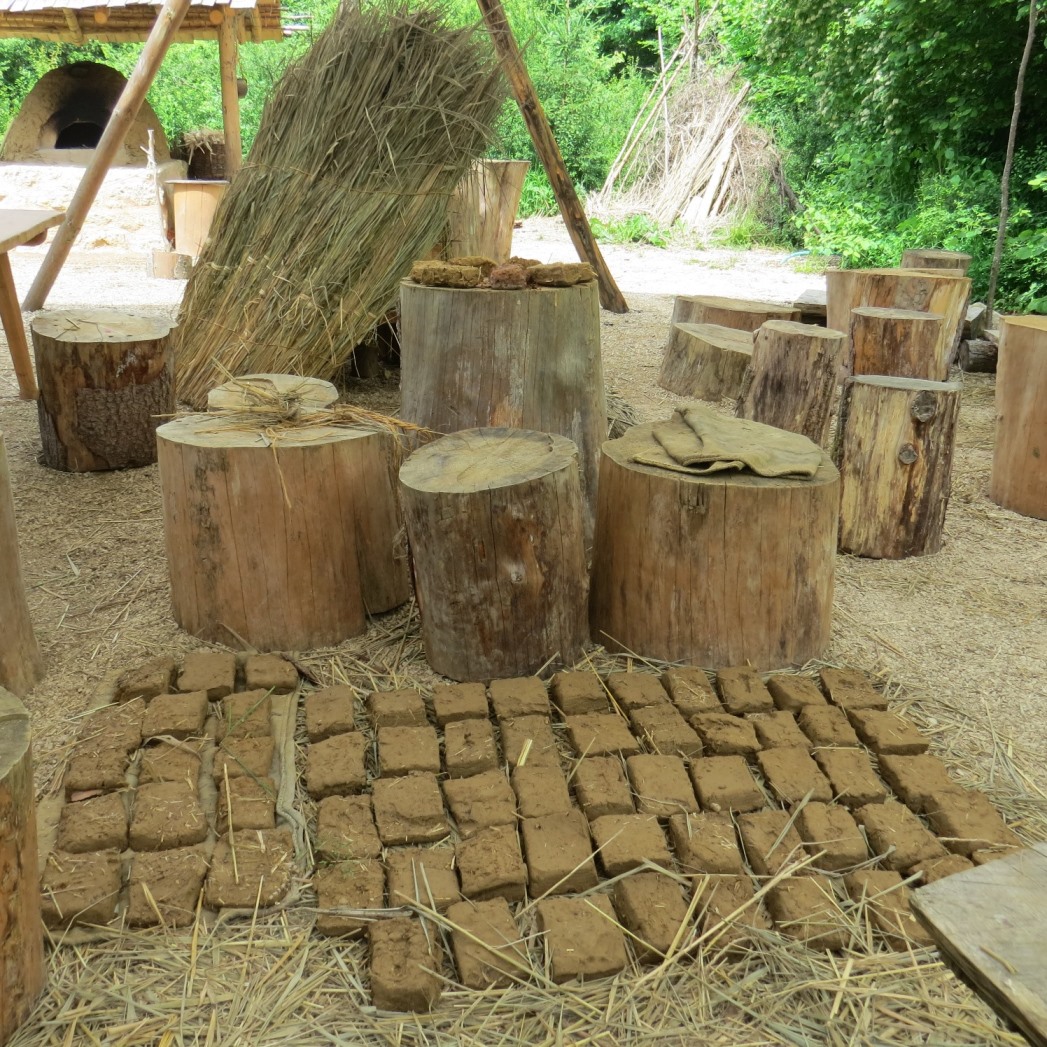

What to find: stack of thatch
left=174, top=3, right=505, bottom=408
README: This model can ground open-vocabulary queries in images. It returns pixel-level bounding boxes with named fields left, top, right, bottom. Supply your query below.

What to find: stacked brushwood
left=174, top=3, right=505, bottom=408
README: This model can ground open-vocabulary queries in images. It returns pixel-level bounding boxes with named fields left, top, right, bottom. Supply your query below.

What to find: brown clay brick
left=819, top=667, right=887, bottom=711
left=40, top=849, right=122, bottom=927
left=747, top=711, right=809, bottom=750
left=971, top=845, right=1024, bottom=865
left=766, top=675, right=827, bottom=713
left=689, top=755, right=764, bottom=813
left=512, top=764, right=573, bottom=818
left=443, top=719, right=498, bottom=778
left=716, top=667, right=774, bottom=715
left=130, top=781, right=208, bottom=850
left=446, top=898, right=525, bottom=989
left=305, top=732, right=368, bottom=798
left=757, top=747, right=833, bottom=805
left=847, top=710, right=930, bottom=755
left=766, top=875, right=849, bottom=950
left=79, top=698, right=144, bottom=753
left=368, top=689, right=428, bottom=730
left=204, top=828, right=295, bottom=908
left=215, top=689, right=271, bottom=741
left=668, top=811, right=744, bottom=874
left=797, top=706, right=859, bottom=748
left=500, top=715, right=560, bottom=768
left=114, top=656, right=175, bottom=703
left=177, top=650, right=236, bottom=699
left=304, top=685, right=357, bottom=742
left=314, top=859, right=385, bottom=936
left=443, top=770, right=517, bottom=836
left=691, top=713, right=758, bottom=757
left=141, top=691, right=209, bottom=741
left=588, top=814, right=672, bottom=877
left=605, top=673, right=670, bottom=712
left=521, top=811, right=598, bottom=896
left=844, top=869, right=933, bottom=949
left=628, top=704, right=702, bottom=757
left=856, top=800, right=947, bottom=870
left=455, top=824, right=528, bottom=902
left=571, top=757, right=634, bottom=820
left=386, top=847, right=460, bottom=911
left=693, top=874, right=772, bottom=947
left=813, top=748, right=888, bottom=807
left=212, top=736, right=275, bottom=781
left=661, top=667, right=721, bottom=718
left=127, top=846, right=208, bottom=927
left=906, top=853, right=975, bottom=884
left=64, top=743, right=128, bottom=797
left=537, top=895, right=628, bottom=982
left=738, top=809, right=808, bottom=877
left=316, top=795, right=381, bottom=860
left=431, top=682, right=488, bottom=726
left=627, top=754, right=699, bottom=817
left=923, top=788, right=1020, bottom=856
left=57, top=793, right=128, bottom=853
left=794, top=802, right=868, bottom=872
left=378, top=725, right=440, bottom=777
left=372, top=774, right=449, bottom=846
left=243, top=654, right=298, bottom=693
left=217, top=774, right=277, bottom=833
left=368, top=917, right=442, bottom=1012
left=613, top=871, right=690, bottom=962
left=877, top=753, right=961, bottom=813
left=550, top=672, right=609, bottom=715
left=138, top=738, right=205, bottom=790
left=565, top=713, right=640, bottom=758
left=489, top=677, right=550, bottom=720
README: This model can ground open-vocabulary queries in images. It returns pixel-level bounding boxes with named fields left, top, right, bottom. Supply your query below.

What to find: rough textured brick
left=756, top=747, right=833, bottom=805
left=512, top=764, right=573, bottom=818
left=794, top=802, right=868, bottom=872
left=305, top=732, right=368, bottom=799
left=456, top=825, right=528, bottom=902
left=877, top=753, right=961, bottom=813
left=304, top=686, right=357, bottom=742
left=550, top=672, right=609, bottom=715
left=446, top=898, right=525, bottom=989
left=747, top=711, right=809, bottom=750
left=844, top=869, right=933, bottom=949
left=130, top=781, right=208, bottom=850
left=613, top=871, right=690, bottom=962
left=923, top=788, right=1020, bottom=856
left=443, top=718, right=498, bottom=778
left=571, top=757, right=634, bottom=820
left=386, top=847, right=460, bottom=911
left=372, top=774, right=449, bottom=846
left=521, top=811, right=598, bottom=896
left=766, top=875, right=850, bottom=950
left=177, top=650, right=235, bottom=699
left=766, top=675, right=827, bottom=713
left=565, top=714, right=641, bottom=758
left=605, top=673, right=670, bottom=712
left=204, top=828, right=295, bottom=908
left=316, top=795, right=381, bottom=860
left=588, top=814, right=672, bottom=877
left=57, top=792, right=128, bottom=853
left=847, top=710, right=930, bottom=755
left=127, top=846, right=208, bottom=927
left=443, top=770, right=517, bottom=836
left=627, top=754, right=699, bottom=817
left=314, top=859, right=385, bottom=936
left=40, top=849, right=122, bottom=927
left=368, top=917, right=442, bottom=1011
left=856, top=800, right=947, bottom=870
left=489, top=677, right=550, bottom=720
left=668, top=811, right=744, bottom=874
left=819, top=667, right=887, bottom=711
left=368, top=689, right=428, bottom=729
left=537, top=895, right=628, bottom=982
left=628, top=704, right=702, bottom=757
left=244, top=654, right=298, bottom=693
left=378, top=725, right=440, bottom=777
left=215, top=689, right=271, bottom=741
left=691, top=713, right=758, bottom=757
left=661, top=667, right=721, bottom=718
left=141, top=691, right=209, bottom=741
left=689, top=755, right=764, bottom=813
left=813, top=747, right=888, bottom=807
left=217, top=774, right=277, bottom=833
left=693, top=874, right=772, bottom=947
left=797, top=706, right=860, bottom=748
left=500, top=715, right=560, bottom=768
left=432, top=682, right=488, bottom=726
left=114, top=656, right=175, bottom=703
left=738, top=810, right=808, bottom=877
left=716, top=667, right=774, bottom=715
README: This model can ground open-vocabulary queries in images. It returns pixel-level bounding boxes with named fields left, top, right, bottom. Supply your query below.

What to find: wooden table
left=0, top=209, right=64, bottom=399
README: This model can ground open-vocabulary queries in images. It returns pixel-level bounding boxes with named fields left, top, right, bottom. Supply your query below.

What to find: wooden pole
left=0, top=253, right=36, bottom=399
left=474, top=0, right=628, bottom=313
left=218, top=9, right=243, bottom=178
left=22, top=0, right=192, bottom=311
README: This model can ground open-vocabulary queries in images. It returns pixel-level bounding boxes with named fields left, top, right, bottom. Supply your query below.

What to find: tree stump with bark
left=900, top=249, right=972, bottom=274
left=837, top=376, right=961, bottom=558
left=444, top=159, right=530, bottom=262
left=400, top=428, right=589, bottom=681
left=956, top=339, right=998, bottom=373
left=207, top=373, right=339, bottom=412
left=658, top=322, right=754, bottom=401
left=670, top=294, right=799, bottom=333
left=850, top=306, right=946, bottom=380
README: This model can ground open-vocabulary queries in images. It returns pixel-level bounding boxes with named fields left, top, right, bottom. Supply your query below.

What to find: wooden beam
left=62, top=8, right=83, bottom=43
left=474, top=0, right=628, bottom=313
left=21, top=0, right=193, bottom=312
left=218, top=8, right=243, bottom=177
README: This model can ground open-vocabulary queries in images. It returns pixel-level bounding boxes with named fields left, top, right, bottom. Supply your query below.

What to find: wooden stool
left=850, top=306, right=945, bottom=380
left=900, top=248, right=972, bottom=274
left=31, top=309, right=174, bottom=471
left=400, top=428, right=589, bottom=681
left=157, top=415, right=410, bottom=650
left=658, top=323, right=753, bottom=401
left=207, top=373, right=338, bottom=412
left=670, top=294, right=798, bottom=332
left=589, top=424, right=838, bottom=668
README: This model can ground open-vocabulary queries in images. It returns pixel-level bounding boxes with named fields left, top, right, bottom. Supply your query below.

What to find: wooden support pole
left=218, top=9, right=243, bottom=178
left=474, top=0, right=628, bottom=313
left=22, top=0, right=192, bottom=311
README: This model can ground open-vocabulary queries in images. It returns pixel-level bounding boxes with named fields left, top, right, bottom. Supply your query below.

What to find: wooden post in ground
left=850, top=306, right=946, bottom=380
left=218, top=10, right=242, bottom=178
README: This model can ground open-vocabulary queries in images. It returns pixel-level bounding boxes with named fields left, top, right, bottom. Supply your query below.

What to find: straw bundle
left=174, top=3, right=506, bottom=408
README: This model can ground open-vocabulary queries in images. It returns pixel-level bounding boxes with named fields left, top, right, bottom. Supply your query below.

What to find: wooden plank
left=793, top=287, right=827, bottom=317
left=911, top=843, right=1047, bottom=1047
left=0, top=208, right=62, bottom=255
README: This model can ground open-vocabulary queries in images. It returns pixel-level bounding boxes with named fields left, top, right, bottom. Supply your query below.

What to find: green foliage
left=712, top=208, right=792, bottom=250
left=516, top=167, right=558, bottom=216
left=590, top=212, right=671, bottom=245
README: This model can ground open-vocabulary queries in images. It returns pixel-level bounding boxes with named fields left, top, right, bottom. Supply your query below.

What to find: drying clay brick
left=738, top=810, right=808, bottom=877
left=216, top=689, right=272, bottom=741
left=813, top=748, right=888, bottom=808
left=304, top=686, right=358, bottom=742
left=386, top=846, right=460, bottom=911
left=141, top=690, right=208, bottom=741
left=797, top=706, right=860, bottom=748
left=550, top=671, right=609, bottom=715
left=747, top=711, right=810, bottom=750
left=411, top=259, right=481, bottom=288
left=530, top=261, right=595, bottom=287
left=79, top=698, right=144, bottom=753
left=178, top=650, right=236, bottom=699
left=488, top=677, right=550, bottom=720
left=819, top=667, right=887, bottom=711
left=757, top=747, right=834, bottom=806
left=57, top=792, right=128, bottom=853
left=372, top=774, right=449, bottom=846
left=766, top=675, right=827, bottom=713
left=612, top=871, right=691, bottom=962
left=114, top=655, right=176, bottom=703
left=447, top=898, right=526, bottom=989
left=605, top=672, right=670, bottom=712
left=316, top=795, right=382, bottom=860
left=378, top=725, right=441, bottom=777
left=629, top=704, right=703, bottom=757
left=130, top=781, right=208, bottom=850
left=794, top=802, right=869, bottom=872
left=971, top=845, right=1024, bottom=865
left=213, top=736, right=275, bottom=781
left=661, top=667, right=721, bottom=718
left=443, top=718, right=498, bottom=778
left=432, top=682, right=488, bottom=726
left=487, top=262, right=530, bottom=290
left=138, top=738, right=206, bottom=790
left=589, top=814, right=672, bottom=877
left=627, top=754, right=699, bottom=818
left=314, top=859, right=385, bottom=936
left=537, top=895, right=628, bottom=982
left=64, top=742, right=129, bottom=797
left=877, top=753, right=961, bottom=813
left=693, top=874, right=772, bottom=948
left=924, top=788, right=1021, bottom=856
left=127, top=846, right=209, bottom=927
left=848, top=710, right=930, bottom=756
left=856, top=800, right=947, bottom=870
left=571, top=757, right=634, bottom=820
left=906, top=853, right=975, bottom=885
left=218, top=774, right=277, bottom=833
left=305, top=732, right=368, bottom=798
left=691, top=713, right=758, bottom=757
left=716, top=667, right=774, bottom=715
left=40, top=849, right=122, bottom=928
left=500, top=715, right=561, bottom=768
left=844, top=869, right=933, bottom=949
left=668, top=812, right=744, bottom=874
left=512, top=764, right=573, bottom=818
left=566, top=713, right=642, bottom=758
left=767, top=875, right=849, bottom=951
left=521, top=811, right=598, bottom=896
left=689, top=755, right=764, bottom=813
left=443, top=770, right=517, bottom=836
left=368, top=917, right=443, bottom=1012
left=243, top=654, right=298, bottom=694
left=368, top=688, right=428, bottom=729
left=456, top=824, right=528, bottom=902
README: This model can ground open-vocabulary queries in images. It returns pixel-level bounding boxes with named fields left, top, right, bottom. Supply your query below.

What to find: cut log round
left=850, top=306, right=946, bottom=380
left=157, top=415, right=410, bottom=650
left=900, top=249, right=972, bottom=274
left=31, top=309, right=175, bottom=472
left=589, top=424, right=838, bottom=668
left=956, top=338, right=998, bottom=374
left=206, top=373, right=339, bottom=412
left=671, top=294, right=799, bottom=333
left=0, top=687, right=45, bottom=1045
left=658, top=322, right=753, bottom=401
left=399, top=279, right=605, bottom=544
left=837, top=376, right=961, bottom=558
left=991, top=316, right=1047, bottom=519
left=444, top=159, right=530, bottom=262
left=400, top=428, right=589, bottom=681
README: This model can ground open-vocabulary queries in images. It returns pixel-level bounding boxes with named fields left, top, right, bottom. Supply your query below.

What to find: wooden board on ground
left=911, top=843, right=1047, bottom=1047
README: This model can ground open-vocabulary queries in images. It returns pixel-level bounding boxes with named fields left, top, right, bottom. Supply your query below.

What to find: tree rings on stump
left=206, top=373, right=339, bottom=413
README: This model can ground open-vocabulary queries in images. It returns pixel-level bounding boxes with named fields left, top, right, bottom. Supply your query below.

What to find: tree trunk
left=400, top=428, right=589, bottom=681
left=444, top=160, right=530, bottom=262
left=671, top=294, right=799, bottom=332
left=735, top=320, right=845, bottom=447
left=31, top=309, right=174, bottom=472
left=900, top=249, right=972, bottom=274
left=956, top=339, right=998, bottom=374
left=589, top=424, right=838, bottom=669
left=657, top=322, right=753, bottom=401
left=207, top=373, right=339, bottom=412
left=837, top=376, right=961, bottom=558
left=991, top=316, right=1047, bottom=519
left=850, top=306, right=946, bottom=380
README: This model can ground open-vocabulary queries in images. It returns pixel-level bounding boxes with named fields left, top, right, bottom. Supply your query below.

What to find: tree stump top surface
left=31, top=309, right=174, bottom=344
left=902, top=249, right=972, bottom=264
left=157, top=413, right=376, bottom=451
left=207, top=373, right=339, bottom=412
left=674, top=322, right=754, bottom=350
left=1002, top=315, right=1047, bottom=335
left=400, top=279, right=597, bottom=299
left=677, top=294, right=795, bottom=313
left=851, top=305, right=945, bottom=322
left=759, top=319, right=846, bottom=340
left=0, top=686, right=30, bottom=781
left=849, top=375, right=961, bottom=393
left=850, top=267, right=969, bottom=284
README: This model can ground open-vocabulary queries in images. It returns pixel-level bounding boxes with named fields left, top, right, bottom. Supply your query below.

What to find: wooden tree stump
left=444, top=159, right=530, bottom=262
left=400, top=428, right=589, bottom=681
left=157, top=415, right=410, bottom=650
left=735, top=320, right=845, bottom=447
left=207, top=373, right=339, bottom=412
left=658, top=322, right=753, bottom=401
left=900, top=249, right=972, bottom=274
left=991, top=316, right=1047, bottom=519
left=0, top=687, right=45, bottom=1045
left=850, top=306, right=946, bottom=380
left=589, top=424, right=838, bottom=668
left=31, top=309, right=174, bottom=472
left=0, top=433, right=43, bottom=697
left=399, top=279, right=605, bottom=543
left=837, top=376, right=961, bottom=558
left=670, top=294, right=799, bottom=333
left=956, top=338, right=998, bottom=374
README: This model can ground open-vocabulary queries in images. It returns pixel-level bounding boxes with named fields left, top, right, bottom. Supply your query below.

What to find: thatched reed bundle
left=174, top=3, right=506, bottom=408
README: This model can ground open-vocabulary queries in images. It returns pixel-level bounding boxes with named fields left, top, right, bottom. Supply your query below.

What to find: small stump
left=658, top=323, right=753, bottom=401
left=207, top=373, right=339, bottom=412
left=900, top=249, right=972, bottom=274
left=670, top=294, right=799, bottom=333
left=850, top=306, right=946, bottom=380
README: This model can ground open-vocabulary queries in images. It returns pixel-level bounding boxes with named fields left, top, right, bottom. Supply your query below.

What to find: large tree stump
left=658, top=323, right=753, bottom=401
left=400, top=428, right=589, bottom=681
left=589, top=425, right=838, bottom=668
left=0, top=687, right=45, bottom=1045
left=900, top=249, right=972, bottom=274
left=207, top=373, right=339, bottom=412
left=31, top=310, right=174, bottom=472
left=670, top=294, right=799, bottom=333
left=991, top=316, right=1047, bottom=519
left=850, top=306, right=946, bottom=380
left=399, top=279, right=605, bottom=543
left=157, top=416, right=410, bottom=650
left=0, top=433, right=43, bottom=697
left=444, top=159, right=530, bottom=262
left=735, top=320, right=845, bottom=447
left=837, top=376, right=961, bottom=558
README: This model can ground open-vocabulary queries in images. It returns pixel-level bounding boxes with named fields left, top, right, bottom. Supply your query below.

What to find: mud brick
left=304, top=685, right=358, bottom=742
left=971, top=845, right=1024, bottom=865
left=386, top=847, right=460, bottom=911
left=550, top=671, right=609, bottom=716
left=64, top=743, right=129, bottom=797
left=767, top=876, right=849, bottom=950
left=57, top=792, right=128, bottom=853
left=537, top=895, right=628, bottom=982
left=716, top=667, right=774, bottom=715
left=797, top=706, right=859, bottom=749
left=605, top=672, right=670, bottom=712
left=747, top=711, right=809, bottom=750
left=456, top=824, right=528, bottom=902
left=693, top=874, right=772, bottom=948
left=368, top=917, right=442, bottom=1012
left=139, top=738, right=206, bottom=790
left=814, top=748, right=887, bottom=808
left=877, top=753, right=961, bottom=813
left=691, top=713, right=758, bottom=757
left=446, top=898, right=526, bottom=989
left=214, top=689, right=271, bottom=742
left=243, top=654, right=298, bottom=694
left=627, top=754, right=699, bottom=817
left=218, top=774, right=277, bottom=833
left=443, top=718, right=498, bottom=778
left=368, top=688, right=428, bottom=729
left=432, top=682, right=488, bottom=726
left=142, top=690, right=209, bottom=741
left=131, top=781, right=208, bottom=850
left=127, top=846, right=209, bottom=927
left=819, top=667, right=887, bottom=711
left=757, top=748, right=833, bottom=805
left=488, top=677, right=551, bottom=720
left=114, top=655, right=176, bottom=703
left=794, top=802, right=868, bottom=872
left=522, top=811, right=598, bottom=896
left=512, top=764, right=572, bottom=818
left=178, top=650, right=236, bottom=699
left=844, top=869, right=933, bottom=949
left=372, top=774, right=449, bottom=846
left=443, top=770, right=517, bottom=836
left=766, top=675, right=827, bottom=713
left=571, top=757, right=634, bottom=820
left=661, top=667, right=721, bottom=718
left=738, top=809, right=808, bottom=877
left=848, top=710, right=930, bottom=756
left=316, top=795, right=382, bottom=860
left=856, top=800, right=947, bottom=870
left=40, top=849, right=122, bottom=927
left=589, top=814, right=672, bottom=877
left=79, top=698, right=144, bottom=753
left=378, top=725, right=440, bottom=777
left=314, top=859, right=385, bottom=936
left=612, top=871, right=690, bottom=962
left=906, top=853, right=975, bottom=884
left=500, top=714, right=560, bottom=768
left=566, top=713, right=641, bottom=758
left=689, top=756, right=764, bottom=813
left=668, top=811, right=744, bottom=874
left=213, top=736, right=275, bottom=781
left=924, top=788, right=1020, bottom=856
left=629, top=704, right=703, bottom=757
left=304, top=732, right=367, bottom=799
